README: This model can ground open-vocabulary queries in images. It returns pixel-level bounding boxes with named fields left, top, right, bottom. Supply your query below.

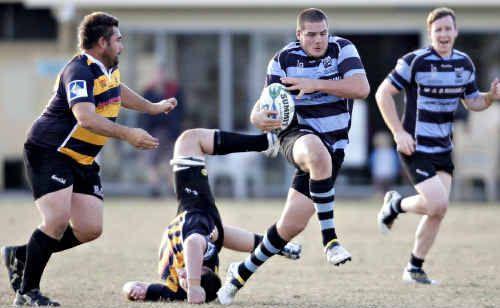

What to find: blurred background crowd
left=0, top=0, right=498, bottom=201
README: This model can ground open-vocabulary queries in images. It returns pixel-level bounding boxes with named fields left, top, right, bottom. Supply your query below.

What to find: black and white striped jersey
left=388, top=47, right=480, bottom=154
left=266, top=36, right=366, bottom=152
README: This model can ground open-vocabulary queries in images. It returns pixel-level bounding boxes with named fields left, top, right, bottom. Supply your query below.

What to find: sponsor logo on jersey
left=67, top=80, right=88, bottom=101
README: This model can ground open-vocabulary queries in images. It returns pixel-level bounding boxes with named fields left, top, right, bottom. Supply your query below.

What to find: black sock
left=13, top=245, right=27, bottom=263
left=213, top=130, right=268, bottom=155
left=252, top=234, right=263, bottom=251
left=393, top=197, right=405, bottom=214
left=20, top=229, right=59, bottom=293
left=52, top=226, right=82, bottom=253
left=410, top=253, right=424, bottom=269
left=13, top=227, right=82, bottom=264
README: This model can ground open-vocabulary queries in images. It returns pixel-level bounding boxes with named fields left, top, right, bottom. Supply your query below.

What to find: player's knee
left=42, top=213, right=71, bottom=236
left=78, top=225, right=103, bottom=242
left=427, top=198, right=448, bottom=218
left=176, top=129, right=198, bottom=146
left=296, top=138, right=331, bottom=171
left=304, top=149, right=330, bottom=169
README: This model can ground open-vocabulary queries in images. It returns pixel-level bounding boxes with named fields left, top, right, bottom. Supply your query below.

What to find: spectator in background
left=370, top=131, right=399, bottom=196
left=139, top=67, right=184, bottom=197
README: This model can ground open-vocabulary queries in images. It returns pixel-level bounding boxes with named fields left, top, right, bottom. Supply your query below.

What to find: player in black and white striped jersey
left=375, top=7, right=500, bottom=285
left=218, top=8, right=370, bottom=305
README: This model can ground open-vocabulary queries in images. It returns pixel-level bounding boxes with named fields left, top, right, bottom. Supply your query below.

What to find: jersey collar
left=429, top=46, right=454, bottom=60
left=82, top=52, right=114, bottom=79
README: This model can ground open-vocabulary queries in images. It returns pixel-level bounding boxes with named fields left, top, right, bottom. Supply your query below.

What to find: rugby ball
left=259, top=83, right=295, bottom=132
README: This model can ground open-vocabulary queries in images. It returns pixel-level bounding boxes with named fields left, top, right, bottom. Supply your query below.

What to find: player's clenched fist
left=187, top=285, right=206, bottom=304
left=150, top=97, right=178, bottom=115
left=125, top=127, right=159, bottom=149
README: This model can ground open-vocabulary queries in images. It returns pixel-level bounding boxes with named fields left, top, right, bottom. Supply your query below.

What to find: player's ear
left=97, top=36, right=108, bottom=49
left=296, top=30, right=301, bottom=40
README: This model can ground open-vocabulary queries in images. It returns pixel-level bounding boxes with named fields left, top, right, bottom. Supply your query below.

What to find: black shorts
left=399, top=151, right=454, bottom=185
left=182, top=210, right=220, bottom=271
left=23, top=143, right=103, bottom=200
left=278, top=127, right=345, bottom=198
left=182, top=210, right=218, bottom=242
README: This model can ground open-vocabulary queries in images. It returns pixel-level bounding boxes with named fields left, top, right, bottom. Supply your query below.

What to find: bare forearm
left=184, top=235, right=206, bottom=287
left=121, top=84, right=154, bottom=114
left=464, top=93, right=494, bottom=111
left=78, top=113, right=130, bottom=140
left=315, top=75, right=370, bottom=99
left=376, top=91, right=404, bottom=135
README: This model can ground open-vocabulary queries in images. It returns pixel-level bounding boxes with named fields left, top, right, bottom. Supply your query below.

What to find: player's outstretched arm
left=375, top=79, right=415, bottom=156
left=120, top=83, right=177, bottom=115
left=463, top=78, right=500, bottom=111
left=122, top=281, right=185, bottom=302
left=72, top=102, right=159, bottom=149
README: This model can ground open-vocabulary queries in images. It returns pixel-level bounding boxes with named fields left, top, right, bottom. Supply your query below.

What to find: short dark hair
left=427, top=7, right=456, bottom=29
left=78, top=12, right=119, bottom=50
left=201, top=270, right=222, bottom=303
left=296, top=8, right=328, bottom=31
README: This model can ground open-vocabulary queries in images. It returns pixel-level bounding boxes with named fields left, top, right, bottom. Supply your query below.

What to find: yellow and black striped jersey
left=26, top=53, right=121, bottom=165
left=157, top=210, right=221, bottom=293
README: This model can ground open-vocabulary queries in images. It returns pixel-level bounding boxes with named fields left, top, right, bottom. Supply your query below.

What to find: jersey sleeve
left=145, top=283, right=186, bottom=301
left=266, top=52, right=286, bottom=86
left=337, top=40, right=366, bottom=78
left=61, top=63, right=95, bottom=108
left=387, top=53, right=415, bottom=91
left=462, top=59, right=480, bottom=100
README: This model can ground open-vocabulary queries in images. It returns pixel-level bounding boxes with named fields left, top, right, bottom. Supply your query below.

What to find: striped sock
left=310, top=177, right=337, bottom=247
left=231, top=224, right=287, bottom=288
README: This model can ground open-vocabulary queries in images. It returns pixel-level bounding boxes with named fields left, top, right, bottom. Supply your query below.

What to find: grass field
left=0, top=197, right=499, bottom=308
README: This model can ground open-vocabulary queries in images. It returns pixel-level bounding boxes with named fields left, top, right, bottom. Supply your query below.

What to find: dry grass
left=1, top=197, right=499, bottom=308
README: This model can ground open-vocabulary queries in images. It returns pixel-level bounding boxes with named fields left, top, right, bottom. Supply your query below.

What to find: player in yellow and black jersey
left=0, top=12, right=177, bottom=307
left=122, top=129, right=301, bottom=304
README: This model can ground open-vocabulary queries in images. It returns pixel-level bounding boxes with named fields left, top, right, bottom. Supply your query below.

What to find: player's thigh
left=292, top=134, right=331, bottom=172
left=70, top=162, right=104, bottom=241
left=436, top=171, right=452, bottom=198
left=70, top=193, right=103, bottom=242
left=35, top=186, right=73, bottom=238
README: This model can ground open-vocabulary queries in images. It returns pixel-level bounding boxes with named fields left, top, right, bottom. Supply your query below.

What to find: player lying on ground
left=122, top=128, right=300, bottom=303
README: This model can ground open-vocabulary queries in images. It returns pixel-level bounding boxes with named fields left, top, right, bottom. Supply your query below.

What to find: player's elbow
left=375, top=86, right=388, bottom=106
left=76, top=114, right=94, bottom=130
left=357, top=82, right=370, bottom=99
